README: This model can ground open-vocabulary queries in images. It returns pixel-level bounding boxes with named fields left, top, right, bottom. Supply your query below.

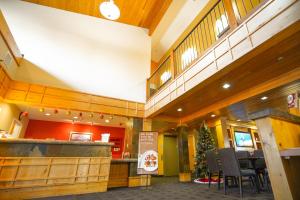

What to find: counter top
left=111, top=158, right=138, bottom=163
left=280, top=148, right=300, bottom=157
left=0, top=138, right=114, bottom=146
left=0, top=139, right=113, bottom=157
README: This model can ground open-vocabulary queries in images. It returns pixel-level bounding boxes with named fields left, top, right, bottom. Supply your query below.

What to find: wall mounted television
left=234, top=131, right=254, bottom=147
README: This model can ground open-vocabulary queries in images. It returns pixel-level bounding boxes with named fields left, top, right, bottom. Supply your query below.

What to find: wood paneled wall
left=271, top=118, right=300, bottom=149
left=0, top=10, right=23, bottom=65
left=0, top=65, right=11, bottom=100
left=0, top=65, right=144, bottom=118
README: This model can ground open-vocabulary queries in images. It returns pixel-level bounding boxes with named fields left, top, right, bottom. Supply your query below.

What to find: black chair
left=218, top=148, right=260, bottom=198
left=236, top=150, right=252, bottom=169
left=205, top=150, right=222, bottom=190
left=253, top=150, right=269, bottom=189
left=253, top=149, right=263, bottom=157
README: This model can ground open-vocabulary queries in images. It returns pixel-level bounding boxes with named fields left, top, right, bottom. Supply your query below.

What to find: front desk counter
left=0, top=139, right=113, bottom=200
left=108, top=158, right=151, bottom=188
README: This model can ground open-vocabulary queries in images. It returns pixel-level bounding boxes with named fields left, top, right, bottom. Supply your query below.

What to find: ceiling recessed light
left=261, top=96, right=268, bottom=101
left=277, top=56, right=284, bottom=61
left=105, top=119, right=110, bottom=123
left=222, top=83, right=231, bottom=89
left=73, top=116, right=78, bottom=119
left=177, top=108, right=183, bottom=112
left=211, top=114, right=216, bottom=118
left=45, top=113, right=51, bottom=116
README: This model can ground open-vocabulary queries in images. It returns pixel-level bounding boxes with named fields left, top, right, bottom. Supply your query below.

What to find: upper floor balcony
left=146, top=0, right=300, bottom=118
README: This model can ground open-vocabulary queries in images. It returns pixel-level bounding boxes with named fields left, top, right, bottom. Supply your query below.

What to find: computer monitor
left=234, top=131, right=254, bottom=147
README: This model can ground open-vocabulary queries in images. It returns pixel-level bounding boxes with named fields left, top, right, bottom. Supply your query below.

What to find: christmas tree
left=195, top=121, right=216, bottom=178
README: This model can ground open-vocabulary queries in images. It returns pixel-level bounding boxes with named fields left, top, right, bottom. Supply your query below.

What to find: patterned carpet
left=35, top=177, right=274, bottom=200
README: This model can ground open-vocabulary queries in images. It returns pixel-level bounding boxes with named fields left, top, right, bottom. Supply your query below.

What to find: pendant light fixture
left=99, top=0, right=120, bottom=20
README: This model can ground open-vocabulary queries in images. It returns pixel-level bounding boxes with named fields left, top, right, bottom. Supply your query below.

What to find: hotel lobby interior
left=0, top=0, right=299, bottom=199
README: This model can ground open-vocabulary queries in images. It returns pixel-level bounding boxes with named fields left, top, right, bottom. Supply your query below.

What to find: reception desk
left=0, top=139, right=113, bottom=200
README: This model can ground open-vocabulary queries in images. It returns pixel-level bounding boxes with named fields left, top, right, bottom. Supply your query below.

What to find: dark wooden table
left=238, top=156, right=264, bottom=170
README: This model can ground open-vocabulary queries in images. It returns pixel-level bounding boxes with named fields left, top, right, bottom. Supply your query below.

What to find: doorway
left=163, top=135, right=179, bottom=176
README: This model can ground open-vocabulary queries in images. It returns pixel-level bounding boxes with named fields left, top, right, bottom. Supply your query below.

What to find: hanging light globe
left=99, top=0, right=120, bottom=20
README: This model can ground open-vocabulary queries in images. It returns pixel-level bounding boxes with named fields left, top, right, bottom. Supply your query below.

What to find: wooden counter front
left=0, top=139, right=113, bottom=200
left=107, top=158, right=151, bottom=188
left=108, top=159, right=137, bottom=188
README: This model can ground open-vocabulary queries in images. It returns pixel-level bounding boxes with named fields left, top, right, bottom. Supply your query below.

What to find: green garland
left=195, top=121, right=216, bottom=178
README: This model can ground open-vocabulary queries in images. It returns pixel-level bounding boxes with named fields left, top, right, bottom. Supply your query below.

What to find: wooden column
left=223, top=0, right=238, bottom=28
left=158, top=133, right=164, bottom=175
left=187, top=132, right=196, bottom=171
left=177, top=125, right=191, bottom=182
left=251, top=109, right=300, bottom=200
left=143, top=118, right=152, bottom=131
left=214, top=117, right=230, bottom=148
left=255, top=117, right=293, bottom=200
left=146, top=79, right=150, bottom=100
left=124, top=118, right=133, bottom=153
left=170, top=51, right=176, bottom=79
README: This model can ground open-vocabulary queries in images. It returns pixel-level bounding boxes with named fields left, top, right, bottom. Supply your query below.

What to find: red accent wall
left=24, top=120, right=125, bottom=158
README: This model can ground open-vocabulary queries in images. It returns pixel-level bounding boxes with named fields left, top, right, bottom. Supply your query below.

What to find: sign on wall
left=287, top=93, right=298, bottom=108
left=69, top=132, right=92, bottom=141
left=137, top=132, right=158, bottom=175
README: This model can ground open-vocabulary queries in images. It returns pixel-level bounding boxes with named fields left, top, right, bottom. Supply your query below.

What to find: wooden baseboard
left=128, top=175, right=151, bottom=187
left=0, top=182, right=108, bottom=200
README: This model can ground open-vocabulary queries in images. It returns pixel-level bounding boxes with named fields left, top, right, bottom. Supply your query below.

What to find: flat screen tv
left=234, top=131, right=254, bottom=147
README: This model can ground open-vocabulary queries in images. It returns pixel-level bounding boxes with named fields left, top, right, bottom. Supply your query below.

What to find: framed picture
left=9, top=119, right=23, bottom=138
left=69, top=132, right=92, bottom=142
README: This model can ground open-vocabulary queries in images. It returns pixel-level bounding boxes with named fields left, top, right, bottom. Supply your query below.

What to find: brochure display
left=137, top=132, right=158, bottom=175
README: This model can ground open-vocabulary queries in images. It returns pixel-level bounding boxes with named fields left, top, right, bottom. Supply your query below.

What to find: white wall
left=0, top=0, right=151, bottom=103
left=0, top=102, right=29, bottom=137
left=151, top=0, right=209, bottom=62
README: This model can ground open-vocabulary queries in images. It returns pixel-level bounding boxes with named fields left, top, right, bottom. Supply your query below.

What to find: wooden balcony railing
left=174, top=0, right=229, bottom=76
left=232, top=0, right=264, bottom=21
left=147, top=0, right=265, bottom=99
left=148, top=56, right=172, bottom=97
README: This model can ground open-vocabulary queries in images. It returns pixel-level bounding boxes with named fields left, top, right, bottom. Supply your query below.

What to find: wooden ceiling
left=23, top=0, right=172, bottom=35
left=188, top=80, right=300, bottom=127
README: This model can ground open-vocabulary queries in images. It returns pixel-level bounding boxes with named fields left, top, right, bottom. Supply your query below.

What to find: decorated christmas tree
left=195, top=121, right=216, bottom=178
